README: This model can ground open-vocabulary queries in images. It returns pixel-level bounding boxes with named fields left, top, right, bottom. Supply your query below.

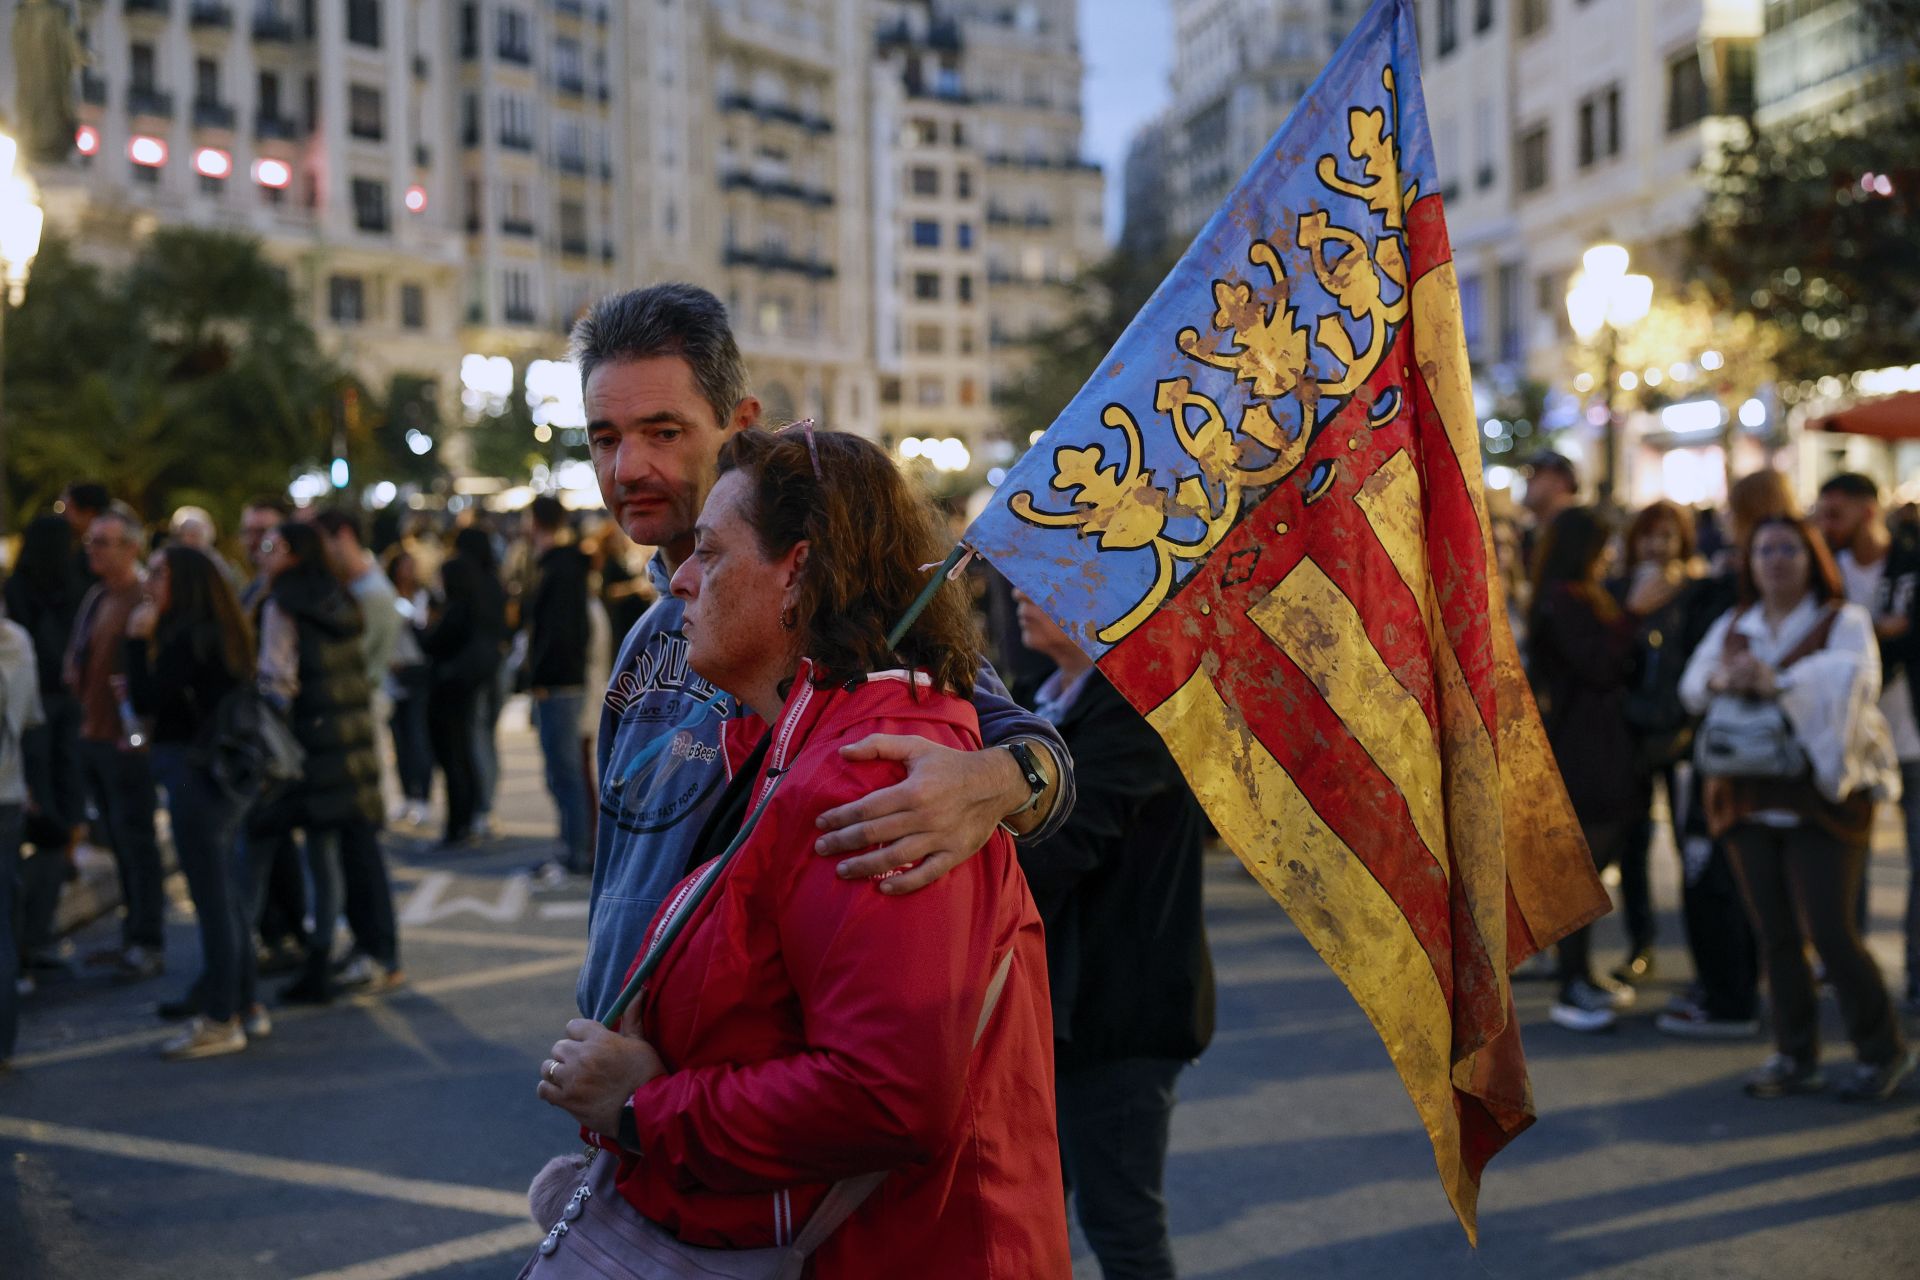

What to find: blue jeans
left=1, top=804, right=22, bottom=1060
left=533, top=690, right=591, bottom=869
left=472, top=666, right=505, bottom=819
left=78, top=740, right=165, bottom=950
left=152, top=745, right=246, bottom=1022
left=388, top=667, right=433, bottom=804
left=1056, top=1056, right=1185, bottom=1280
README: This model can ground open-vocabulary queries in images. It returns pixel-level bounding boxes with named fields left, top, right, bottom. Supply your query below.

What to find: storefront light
left=128, top=135, right=168, bottom=167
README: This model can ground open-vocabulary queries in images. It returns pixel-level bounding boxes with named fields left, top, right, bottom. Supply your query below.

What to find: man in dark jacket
left=521, top=496, right=594, bottom=881
left=1014, top=590, right=1213, bottom=1280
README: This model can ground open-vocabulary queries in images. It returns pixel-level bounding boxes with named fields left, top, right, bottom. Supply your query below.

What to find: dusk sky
left=1077, top=0, right=1175, bottom=240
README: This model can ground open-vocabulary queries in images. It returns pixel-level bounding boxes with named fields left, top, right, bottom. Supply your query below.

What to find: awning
left=1810, top=389, right=1920, bottom=440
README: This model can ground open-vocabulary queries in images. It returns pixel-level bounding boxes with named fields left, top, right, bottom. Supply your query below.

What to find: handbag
left=520, top=758, right=1019, bottom=1279
left=1692, top=605, right=1838, bottom=781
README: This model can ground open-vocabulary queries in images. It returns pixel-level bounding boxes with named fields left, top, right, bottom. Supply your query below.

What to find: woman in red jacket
left=536, top=426, right=1069, bottom=1277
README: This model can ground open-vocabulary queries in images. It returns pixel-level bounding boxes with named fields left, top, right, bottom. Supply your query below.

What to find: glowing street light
left=1565, top=242, right=1653, bottom=504
left=0, top=127, right=48, bottom=533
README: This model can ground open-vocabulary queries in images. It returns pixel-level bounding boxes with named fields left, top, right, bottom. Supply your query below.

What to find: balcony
left=192, top=99, right=237, bottom=129
left=126, top=0, right=171, bottom=17
left=255, top=112, right=301, bottom=140
left=985, top=152, right=1102, bottom=174
left=349, top=122, right=384, bottom=142
left=555, top=0, right=584, bottom=14
left=190, top=2, right=233, bottom=29
left=415, top=144, right=431, bottom=167
left=555, top=74, right=586, bottom=98
left=722, top=246, right=836, bottom=281
left=501, top=217, right=537, bottom=238
left=720, top=170, right=834, bottom=208
left=504, top=305, right=539, bottom=325
left=500, top=133, right=535, bottom=153
left=600, top=242, right=616, bottom=264
left=560, top=237, right=590, bottom=258
left=252, top=12, right=300, bottom=42
left=127, top=88, right=176, bottom=119
left=497, top=41, right=533, bottom=67
left=717, top=91, right=832, bottom=134
left=556, top=154, right=588, bottom=177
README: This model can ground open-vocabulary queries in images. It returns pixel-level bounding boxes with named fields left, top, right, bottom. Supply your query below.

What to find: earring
left=780, top=606, right=798, bottom=631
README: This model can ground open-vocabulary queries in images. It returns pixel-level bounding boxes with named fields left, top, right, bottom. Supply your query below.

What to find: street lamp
left=0, top=130, right=48, bottom=536
left=1566, top=243, right=1651, bottom=507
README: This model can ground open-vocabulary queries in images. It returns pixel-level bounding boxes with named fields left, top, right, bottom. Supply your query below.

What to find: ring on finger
left=543, top=1058, right=559, bottom=1084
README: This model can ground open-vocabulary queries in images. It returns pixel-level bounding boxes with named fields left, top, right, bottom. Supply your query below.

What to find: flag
left=964, top=0, right=1609, bottom=1241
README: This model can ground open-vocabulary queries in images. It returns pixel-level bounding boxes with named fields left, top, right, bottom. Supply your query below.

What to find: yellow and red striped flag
left=964, top=0, right=1609, bottom=1239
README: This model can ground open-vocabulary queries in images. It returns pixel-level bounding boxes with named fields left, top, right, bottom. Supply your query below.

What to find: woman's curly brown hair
left=717, top=426, right=978, bottom=698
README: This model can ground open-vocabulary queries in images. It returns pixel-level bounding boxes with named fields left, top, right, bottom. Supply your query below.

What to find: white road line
left=0, top=1117, right=528, bottom=1219
left=404, top=926, right=586, bottom=953
left=288, top=1224, right=544, bottom=1280
left=407, top=953, right=581, bottom=997
left=399, top=871, right=532, bottom=926
left=11, top=1026, right=174, bottom=1069
left=536, top=900, right=592, bottom=920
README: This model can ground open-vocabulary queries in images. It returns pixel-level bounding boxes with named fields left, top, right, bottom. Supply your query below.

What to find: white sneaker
left=244, top=1003, right=272, bottom=1039
left=406, top=802, right=430, bottom=828
left=161, top=1016, right=247, bottom=1061
left=474, top=814, right=495, bottom=839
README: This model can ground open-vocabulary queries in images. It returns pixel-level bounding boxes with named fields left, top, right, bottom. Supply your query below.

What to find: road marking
left=399, top=871, right=532, bottom=926
left=11, top=953, right=582, bottom=1068
left=537, top=900, right=592, bottom=920
left=0, top=1116, right=528, bottom=1218
left=405, top=925, right=587, bottom=953
left=289, top=1224, right=544, bottom=1280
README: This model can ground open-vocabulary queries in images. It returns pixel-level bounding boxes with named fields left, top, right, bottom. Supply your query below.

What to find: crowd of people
left=0, top=479, right=651, bottom=1063
left=2, top=277, right=1916, bottom=1279
left=1504, top=451, right=1919, bottom=1103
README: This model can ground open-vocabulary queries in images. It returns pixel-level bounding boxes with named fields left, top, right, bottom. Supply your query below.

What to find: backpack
left=203, top=686, right=306, bottom=804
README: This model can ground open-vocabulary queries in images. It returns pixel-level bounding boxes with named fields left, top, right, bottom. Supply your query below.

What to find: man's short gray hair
left=94, top=503, right=147, bottom=553
left=568, top=283, right=749, bottom=428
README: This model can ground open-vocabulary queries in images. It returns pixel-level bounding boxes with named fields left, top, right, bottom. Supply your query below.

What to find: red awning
left=1810, top=389, right=1920, bottom=440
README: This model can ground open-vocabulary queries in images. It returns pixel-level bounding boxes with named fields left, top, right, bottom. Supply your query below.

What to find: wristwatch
left=1002, top=739, right=1049, bottom=818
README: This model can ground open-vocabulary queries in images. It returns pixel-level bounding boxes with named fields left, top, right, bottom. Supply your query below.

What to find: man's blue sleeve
left=970, top=659, right=1076, bottom=844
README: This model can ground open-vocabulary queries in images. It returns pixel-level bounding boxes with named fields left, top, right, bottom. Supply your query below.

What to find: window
left=912, top=271, right=941, bottom=300
left=911, top=219, right=941, bottom=248
left=913, top=322, right=943, bottom=355
left=956, top=222, right=974, bottom=250
left=328, top=275, right=365, bottom=324
left=131, top=43, right=158, bottom=91
left=352, top=178, right=388, bottom=232
left=1438, top=0, right=1457, bottom=55
left=497, top=7, right=533, bottom=64
left=499, top=95, right=534, bottom=150
left=503, top=269, right=535, bottom=323
left=400, top=282, right=425, bottom=330
left=1517, top=123, right=1549, bottom=193
left=559, top=200, right=588, bottom=252
left=258, top=72, right=282, bottom=119
left=880, top=377, right=902, bottom=406
left=956, top=168, right=972, bottom=199
left=1497, top=263, right=1523, bottom=363
left=554, top=37, right=584, bottom=91
left=910, top=118, right=938, bottom=146
left=347, top=0, right=381, bottom=47
left=195, top=58, right=220, bottom=106
left=349, top=84, right=383, bottom=141
left=1519, top=0, right=1548, bottom=37
left=958, top=326, right=977, bottom=355
left=957, top=273, right=974, bottom=304
left=1722, top=41, right=1756, bottom=117
left=1474, top=0, right=1493, bottom=33
left=1667, top=49, right=1708, bottom=132
left=1460, top=273, right=1484, bottom=358
left=910, top=165, right=939, bottom=196
left=1473, top=97, right=1495, bottom=190
left=916, top=376, right=945, bottom=407
left=959, top=378, right=978, bottom=407
left=1579, top=84, right=1622, bottom=167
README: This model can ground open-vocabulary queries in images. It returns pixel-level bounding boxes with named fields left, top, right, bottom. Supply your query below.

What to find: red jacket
left=601, top=664, right=1070, bottom=1279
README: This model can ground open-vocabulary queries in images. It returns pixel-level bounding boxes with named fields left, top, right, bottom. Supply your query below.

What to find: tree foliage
left=1691, top=108, right=1919, bottom=384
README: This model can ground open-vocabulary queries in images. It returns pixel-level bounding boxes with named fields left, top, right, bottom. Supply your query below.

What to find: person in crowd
left=1679, top=514, right=1914, bottom=1101
left=5, top=515, right=88, bottom=871
left=0, top=596, right=47, bottom=1074
left=1604, top=500, right=1703, bottom=988
left=1013, top=588, right=1214, bottom=1280
left=559, top=282, right=1073, bottom=1027
left=1519, top=451, right=1579, bottom=570
left=534, top=426, right=1070, bottom=1276
left=1655, top=471, right=1800, bottom=1039
left=1814, top=473, right=1920, bottom=1011
left=58, top=482, right=109, bottom=589
left=420, top=531, right=506, bottom=848
left=251, top=522, right=384, bottom=1005
left=521, top=496, right=594, bottom=883
left=382, top=548, right=434, bottom=829
left=123, top=546, right=264, bottom=1059
left=64, top=506, right=165, bottom=982
left=309, top=509, right=403, bottom=994
left=453, top=524, right=509, bottom=840
left=237, top=495, right=306, bottom=970
left=1529, top=506, right=1642, bottom=1032
left=167, top=506, right=245, bottom=591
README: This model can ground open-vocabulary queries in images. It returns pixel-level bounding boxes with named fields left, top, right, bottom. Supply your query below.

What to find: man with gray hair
left=169, top=505, right=246, bottom=590
left=547, top=282, right=1077, bottom=1063
left=64, top=505, right=165, bottom=980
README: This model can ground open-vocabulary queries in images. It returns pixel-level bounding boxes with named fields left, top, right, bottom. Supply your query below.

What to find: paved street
left=4, top=706, right=1917, bottom=1279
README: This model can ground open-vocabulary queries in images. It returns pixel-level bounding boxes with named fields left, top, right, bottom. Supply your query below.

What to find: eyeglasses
left=777, top=417, right=824, bottom=482
left=83, top=535, right=125, bottom=549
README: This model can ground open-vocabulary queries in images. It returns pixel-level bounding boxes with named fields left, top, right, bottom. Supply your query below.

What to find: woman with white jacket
left=1679, top=514, right=1913, bottom=1103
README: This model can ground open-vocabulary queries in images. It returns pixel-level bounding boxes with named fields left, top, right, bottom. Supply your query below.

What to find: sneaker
left=1743, top=1052, right=1825, bottom=1098
left=115, top=945, right=164, bottom=983
left=1550, top=980, right=1619, bottom=1032
left=333, top=953, right=378, bottom=990
left=161, top=1016, right=247, bottom=1061
left=1655, top=1007, right=1761, bottom=1039
left=406, top=801, right=431, bottom=828
left=474, top=814, right=496, bottom=840
left=244, top=1003, right=272, bottom=1039
left=1836, top=1047, right=1918, bottom=1104
left=529, top=858, right=572, bottom=890
left=1610, top=949, right=1657, bottom=987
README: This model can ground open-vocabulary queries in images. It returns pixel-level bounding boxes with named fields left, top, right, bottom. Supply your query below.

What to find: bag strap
left=1722, top=604, right=1839, bottom=670
left=789, top=946, right=1018, bottom=1256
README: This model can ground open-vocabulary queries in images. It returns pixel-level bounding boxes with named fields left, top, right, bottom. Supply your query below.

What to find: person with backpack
left=124, top=546, right=265, bottom=1059
left=1679, top=514, right=1914, bottom=1102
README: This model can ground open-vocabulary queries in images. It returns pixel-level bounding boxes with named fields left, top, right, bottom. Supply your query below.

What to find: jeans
left=472, top=665, right=505, bottom=819
left=338, top=814, right=398, bottom=970
left=21, top=691, right=85, bottom=831
left=533, top=690, right=591, bottom=869
left=1617, top=767, right=1675, bottom=956
left=429, top=680, right=481, bottom=841
left=1901, top=761, right=1920, bottom=998
left=1727, top=822, right=1907, bottom=1069
left=152, top=745, right=245, bottom=1022
left=1557, top=819, right=1633, bottom=996
left=299, top=827, right=346, bottom=986
left=388, top=668, right=433, bottom=804
left=1, top=804, right=22, bottom=1061
left=1056, top=1056, right=1185, bottom=1280
left=77, top=740, right=164, bottom=950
